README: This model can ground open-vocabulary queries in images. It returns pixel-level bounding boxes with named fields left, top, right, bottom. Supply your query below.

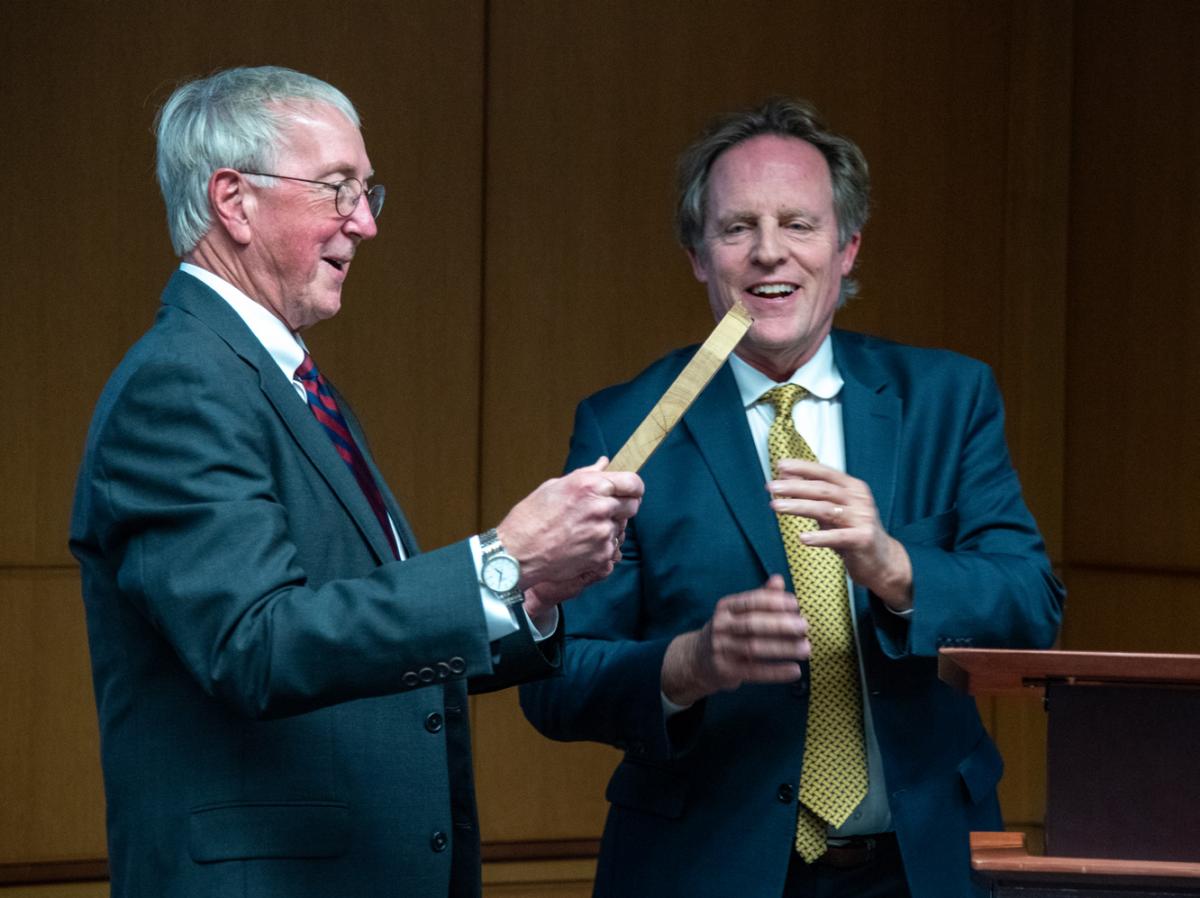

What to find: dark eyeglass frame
left=238, top=171, right=385, bottom=219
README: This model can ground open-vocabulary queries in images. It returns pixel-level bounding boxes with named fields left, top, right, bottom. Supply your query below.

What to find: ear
left=840, top=231, right=862, bottom=275
left=208, top=169, right=254, bottom=246
left=686, top=246, right=710, bottom=284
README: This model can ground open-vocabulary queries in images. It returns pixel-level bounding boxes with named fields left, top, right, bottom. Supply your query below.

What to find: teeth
left=749, top=283, right=796, bottom=296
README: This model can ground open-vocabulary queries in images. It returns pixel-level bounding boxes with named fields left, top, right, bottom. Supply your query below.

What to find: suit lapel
left=832, top=331, right=901, bottom=616
left=163, top=271, right=396, bottom=565
left=832, top=331, right=901, bottom=532
left=683, top=362, right=790, bottom=582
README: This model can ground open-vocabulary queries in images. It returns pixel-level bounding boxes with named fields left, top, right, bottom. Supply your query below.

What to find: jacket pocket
left=893, top=507, right=958, bottom=548
left=605, top=760, right=688, bottom=819
left=958, top=735, right=1004, bottom=805
left=189, top=800, right=350, bottom=862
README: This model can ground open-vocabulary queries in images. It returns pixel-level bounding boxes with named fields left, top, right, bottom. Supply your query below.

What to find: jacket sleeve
left=871, top=363, right=1065, bottom=658
left=520, top=399, right=690, bottom=763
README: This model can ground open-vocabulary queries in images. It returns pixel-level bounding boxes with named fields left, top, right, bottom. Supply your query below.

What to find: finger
left=718, top=632, right=811, bottom=660
left=723, top=660, right=806, bottom=684
left=763, top=573, right=787, bottom=591
left=769, top=497, right=848, bottom=527
left=715, top=606, right=808, bottom=639
left=766, top=478, right=843, bottom=502
left=611, top=496, right=642, bottom=519
left=723, top=589, right=803, bottom=616
left=796, top=527, right=871, bottom=552
left=603, top=471, right=645, bottom=497
left=609, top=532, right=624, bottom=562
left=773, top=458, right=848, bottom=482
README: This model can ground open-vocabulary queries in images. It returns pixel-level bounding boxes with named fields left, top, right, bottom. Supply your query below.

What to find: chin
left=315, top=294, right=343, bottom=322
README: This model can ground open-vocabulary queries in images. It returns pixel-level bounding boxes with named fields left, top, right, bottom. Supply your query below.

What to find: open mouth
left=323, top=258, right=347, bottom=273
left=747, top=282, right=798, bottom=299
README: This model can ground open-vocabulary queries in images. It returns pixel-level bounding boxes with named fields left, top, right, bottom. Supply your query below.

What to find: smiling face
left=688, top=134, right=860, bottom=381
left=241, top=101, right=378, bottom=331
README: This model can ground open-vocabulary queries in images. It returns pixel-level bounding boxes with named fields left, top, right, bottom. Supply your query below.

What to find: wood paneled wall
left=1062, top=0, right=1200, bottom=654
left=2, top=0, right=1196, bottom=892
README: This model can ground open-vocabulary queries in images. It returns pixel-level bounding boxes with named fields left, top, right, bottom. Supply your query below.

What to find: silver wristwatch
left=478, top=528, right=523, bottom=606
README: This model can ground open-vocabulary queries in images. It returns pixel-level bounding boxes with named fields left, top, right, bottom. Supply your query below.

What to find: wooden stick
left=608, top=300, right=753, bottom=473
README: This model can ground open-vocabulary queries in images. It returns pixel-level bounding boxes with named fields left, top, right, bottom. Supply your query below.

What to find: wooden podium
left=939, top=649, right=1200, bottom=897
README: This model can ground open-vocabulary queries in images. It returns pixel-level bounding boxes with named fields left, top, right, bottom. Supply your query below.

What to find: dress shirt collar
left=728, top=333, right=843, bottom=409
left=179, top=262, right=307, bottom=384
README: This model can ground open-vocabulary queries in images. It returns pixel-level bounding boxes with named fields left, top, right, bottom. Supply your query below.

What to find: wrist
left=661, top=630, right=710, bottom=707
left=522, top=590, right=551, bottom=628
left=875, top=538, right=914, bottom=610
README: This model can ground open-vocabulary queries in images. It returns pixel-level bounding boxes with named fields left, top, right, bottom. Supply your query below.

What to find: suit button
left=425, top=712, right=444, bottom=734
left=777, top=783, right=795, bottom=803
left=431, top=831, right=448, bottom=852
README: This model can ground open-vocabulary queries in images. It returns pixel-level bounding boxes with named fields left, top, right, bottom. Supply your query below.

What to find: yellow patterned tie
left=761, top=384, right=868, bottom=863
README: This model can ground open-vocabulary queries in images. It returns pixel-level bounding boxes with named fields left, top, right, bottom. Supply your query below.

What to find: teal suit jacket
left=71, top=271, right=559, bottom=897
left=521, top=330, right=1064, bottom=898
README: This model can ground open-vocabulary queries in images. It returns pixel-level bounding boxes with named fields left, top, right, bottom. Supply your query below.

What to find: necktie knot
left=295, top=352, right=319, bottom=383
left=760, top=383, right=808, bottom=418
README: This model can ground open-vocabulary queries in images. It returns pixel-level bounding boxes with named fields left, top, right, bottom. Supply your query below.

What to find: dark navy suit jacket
left=71, top=271, right=560, bottom=898
left=521, top=329, right=1064, bottom=898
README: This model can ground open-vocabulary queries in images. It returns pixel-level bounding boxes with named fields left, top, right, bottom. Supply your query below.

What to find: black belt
left=816, top=832, right=897, bottom=869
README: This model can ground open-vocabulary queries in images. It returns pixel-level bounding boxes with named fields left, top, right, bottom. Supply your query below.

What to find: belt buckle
left=818, top=836, right=877, bottom=869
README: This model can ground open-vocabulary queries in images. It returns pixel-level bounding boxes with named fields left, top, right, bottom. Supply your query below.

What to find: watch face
left=483, top=554, right=520, bottom=592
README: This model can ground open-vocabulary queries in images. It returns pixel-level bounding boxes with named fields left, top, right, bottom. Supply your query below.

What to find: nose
left=751, top=221, right=785, bottom=268
left=344, top=192, right=378, bottom=241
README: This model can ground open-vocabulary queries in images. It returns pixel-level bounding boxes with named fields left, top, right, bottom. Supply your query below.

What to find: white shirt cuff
left=661, top=691, right=693, bottom=718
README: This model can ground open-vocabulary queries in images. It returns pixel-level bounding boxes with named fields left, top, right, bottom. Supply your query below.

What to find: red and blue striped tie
left=295, top=352, right=400, bottom=559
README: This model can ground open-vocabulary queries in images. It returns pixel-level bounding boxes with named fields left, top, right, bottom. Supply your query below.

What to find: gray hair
left=155, top=66, right=360, bottom=256
left=675, top=97, right=870, bottom=302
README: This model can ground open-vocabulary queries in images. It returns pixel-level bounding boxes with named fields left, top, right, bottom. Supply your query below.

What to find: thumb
left=763, top=573, right=787, bottom=591
left=580, top=455, right=610, bottom=472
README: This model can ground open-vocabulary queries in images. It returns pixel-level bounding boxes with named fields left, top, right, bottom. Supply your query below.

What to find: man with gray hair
left=71, top=66, right=642, bottom=898
left=521, top=98, right=1063, bottom=897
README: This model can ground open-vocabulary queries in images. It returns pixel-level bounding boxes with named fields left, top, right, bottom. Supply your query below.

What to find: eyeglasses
left=239, top=171, right=386, bottom=219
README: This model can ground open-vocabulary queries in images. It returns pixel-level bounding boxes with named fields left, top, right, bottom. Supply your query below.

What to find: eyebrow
left=316, top=163, right=375, bottom=181
left=713, top=207, right=822, bottom=227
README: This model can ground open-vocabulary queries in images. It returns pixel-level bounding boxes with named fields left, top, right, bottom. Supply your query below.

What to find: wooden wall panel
left=0, top=885, right=107, bottom=898
left=1065, top=0, right=1200, bottom=572
left=989, top=697, right=1048, bottom=828
left=997, top=0, right=1072, bottom=562
left=1061, top=568, right=1200, bottom=654
left=475, top=692, right=619, bottom=841
left=0, top=574, right=104, bottom=864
